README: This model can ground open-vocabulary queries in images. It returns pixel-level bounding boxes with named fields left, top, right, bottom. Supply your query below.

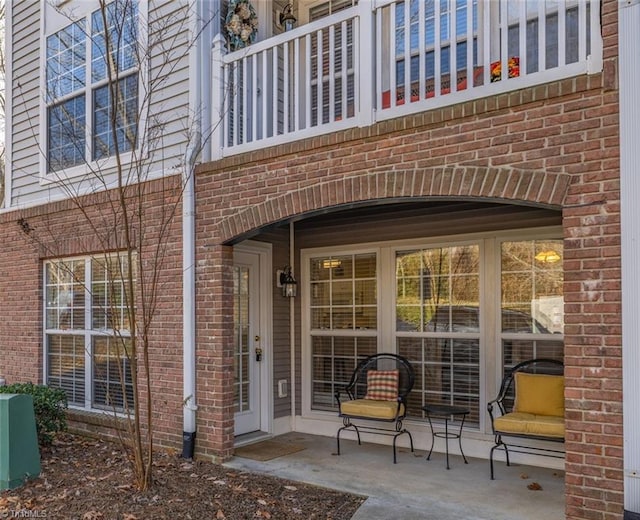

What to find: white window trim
left=300, top=226, right=563, bottom=437
left=298, top=0, right=358, bottom=25
left=38, top=0, right=148, bottom=185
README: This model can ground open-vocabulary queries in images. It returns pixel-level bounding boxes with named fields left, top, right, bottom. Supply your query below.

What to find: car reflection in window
left=420, top=306, right=552, bottom=335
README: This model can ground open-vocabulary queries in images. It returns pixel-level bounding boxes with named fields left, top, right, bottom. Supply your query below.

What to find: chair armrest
left=395, top=396, right=407, bottom=419
left=334, top=386, right=353, bottom=406
left=487, top=398, right=507, bottom=434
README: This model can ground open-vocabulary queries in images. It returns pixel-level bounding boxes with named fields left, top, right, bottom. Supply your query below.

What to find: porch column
left=195, top=243, right=235, bottom=461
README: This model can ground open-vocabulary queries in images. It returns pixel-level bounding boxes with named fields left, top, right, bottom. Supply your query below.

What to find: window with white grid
left=45, top=1, right=139, bottom=173
left=44, top=253, right=135, bottom=411
left=309, top=252, right=378, bottom=410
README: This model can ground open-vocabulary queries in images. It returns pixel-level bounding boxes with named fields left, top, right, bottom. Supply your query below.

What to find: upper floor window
left=391, top=0, right=590, bottom=94
left=395, top=0, right=478, bottom=90
left=46, top=1, right=139, bottom=173
left=307, top=0, right=357, bottom=20
left=504, top=1, right=591, bottom=74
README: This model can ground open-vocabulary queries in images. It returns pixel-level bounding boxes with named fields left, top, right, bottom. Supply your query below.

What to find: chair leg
left=490, top=444, right=497, bottom=479
left=391, top=429, right=413, bottom=464
left=336, top=421, right=361, bottom=457
left=392, top=433, right=399, bottom=464
left=353, top=424, right=362, bottom=445
left=490, top=436, right=509, bottom=479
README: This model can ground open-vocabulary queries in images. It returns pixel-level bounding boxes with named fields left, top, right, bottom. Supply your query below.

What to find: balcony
left=212, top=0, right=602, bottom=159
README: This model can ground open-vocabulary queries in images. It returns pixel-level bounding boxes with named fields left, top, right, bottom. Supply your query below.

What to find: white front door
left=233, top=250, right=263, bottom=435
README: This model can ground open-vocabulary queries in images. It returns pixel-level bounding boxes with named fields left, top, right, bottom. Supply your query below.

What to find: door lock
left=254, top=335, right=262, bottom=361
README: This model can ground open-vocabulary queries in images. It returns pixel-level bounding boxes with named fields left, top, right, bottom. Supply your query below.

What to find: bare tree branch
left=13, top=0, right=221, bottom=491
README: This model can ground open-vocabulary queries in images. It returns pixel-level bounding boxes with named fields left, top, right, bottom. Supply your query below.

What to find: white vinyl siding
left=9, top=2, right=43, bottom=202
left=7, top=0, right=191, bottom=209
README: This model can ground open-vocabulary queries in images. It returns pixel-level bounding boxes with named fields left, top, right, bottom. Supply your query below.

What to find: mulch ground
left=0, top=434, right=365, bottom=520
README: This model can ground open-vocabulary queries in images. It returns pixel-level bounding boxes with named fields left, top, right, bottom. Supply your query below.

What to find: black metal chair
left=335, top=353, right=415, bottom=463
left=487, top=358, right=565, bottom=479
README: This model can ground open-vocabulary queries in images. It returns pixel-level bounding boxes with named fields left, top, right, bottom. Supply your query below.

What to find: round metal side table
left=422, top=404, right=470, bottom=470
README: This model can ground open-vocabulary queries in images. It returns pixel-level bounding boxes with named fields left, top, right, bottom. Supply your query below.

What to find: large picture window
left=388, top=0, right=589, bottom=101
left=304, top=234, right=564, bottom=431
left=45, top=254, right=135, bottom=410
left=45, top=1, right=139, bottom=173
left=396, top=244, right=481, bottom=423
left=500, top=239, right=564, bottom=369
left=395, top=0, right=478, bottom=90
left=504, top=1, right=591, bottom=74
left=309, top=253, right=378, bottom=410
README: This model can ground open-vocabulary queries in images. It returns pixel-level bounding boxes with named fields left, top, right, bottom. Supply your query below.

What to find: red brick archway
left=218, top=166, right=571, bottom=243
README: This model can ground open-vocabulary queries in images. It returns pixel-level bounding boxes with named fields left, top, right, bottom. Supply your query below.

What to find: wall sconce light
left=322, top=259, right=342, bottom=269
left=279, top=3, right=297, bottom=31
left=279, top=265, right=298, bottom=297
left=534, top=250, right=561, bottom=263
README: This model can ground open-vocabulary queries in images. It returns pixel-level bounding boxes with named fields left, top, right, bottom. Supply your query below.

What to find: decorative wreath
left=225, top=0, right=258, bottom=51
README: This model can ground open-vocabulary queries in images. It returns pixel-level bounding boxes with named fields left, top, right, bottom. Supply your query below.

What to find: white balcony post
left=211, top=33, right=227, bottom=161
left=357, top=1, right=374, bottom=127
left=588, top=0, right=603, bottom=74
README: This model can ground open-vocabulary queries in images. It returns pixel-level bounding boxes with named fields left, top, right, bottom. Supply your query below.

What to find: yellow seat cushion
left=340, top=399, right=404, bottom=420
left=514, top=372, right=565, bottom=417
left=494, top=412, right=565, bottom=438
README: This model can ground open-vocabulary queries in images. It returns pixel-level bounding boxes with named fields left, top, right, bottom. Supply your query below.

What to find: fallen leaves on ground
left=0, top=434, right=365, bottom=520
left=527, top=482, right=543, bottom=491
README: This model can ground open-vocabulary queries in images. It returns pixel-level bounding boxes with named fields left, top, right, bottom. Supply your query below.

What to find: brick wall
left=0, top=179, right=186, bottom=451
left=196, top=27, right=621, bottom=520
left=0, top=3, right=621, bottom=518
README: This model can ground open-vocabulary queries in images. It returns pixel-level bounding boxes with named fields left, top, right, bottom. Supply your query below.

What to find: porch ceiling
left=292, top=200, right=561, bottom=230
left=235, top=200, right=561, bottom=245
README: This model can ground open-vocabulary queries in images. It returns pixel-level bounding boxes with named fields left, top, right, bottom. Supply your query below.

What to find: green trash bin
left=0, top=394, right=41, bottom=490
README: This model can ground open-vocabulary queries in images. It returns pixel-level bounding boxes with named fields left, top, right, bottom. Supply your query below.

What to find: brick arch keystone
left=220, top=166, right=571, bottom=243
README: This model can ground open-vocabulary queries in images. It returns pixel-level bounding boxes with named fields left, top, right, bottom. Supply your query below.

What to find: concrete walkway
left=225, top=432, right=565, bottom=520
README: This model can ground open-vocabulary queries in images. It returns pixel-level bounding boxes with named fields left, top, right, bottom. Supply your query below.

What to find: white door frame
left=234, top=240, right=273, bottom=436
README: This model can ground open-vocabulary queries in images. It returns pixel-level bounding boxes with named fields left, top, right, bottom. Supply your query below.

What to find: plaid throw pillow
left=364, top=369, right=399, bottom=401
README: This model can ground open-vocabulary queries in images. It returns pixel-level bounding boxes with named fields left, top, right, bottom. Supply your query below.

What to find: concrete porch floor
left=225, top=432, right=565, bottom=520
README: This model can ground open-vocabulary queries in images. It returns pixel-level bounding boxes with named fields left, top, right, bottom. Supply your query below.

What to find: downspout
left=182, top=132, right=198, bottom=458
left=3, top=0, right=13, bottom=210
left=620, top=0, right=640, bottom=516
left=182, top=0, right=204, bottom=459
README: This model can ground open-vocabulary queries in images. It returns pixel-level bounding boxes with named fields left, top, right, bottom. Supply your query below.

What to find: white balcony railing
left=212, top=0, right=602, bottom=159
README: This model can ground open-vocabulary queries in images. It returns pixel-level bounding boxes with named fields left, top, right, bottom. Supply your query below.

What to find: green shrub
left=0, top=383, right=67, bottom=446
